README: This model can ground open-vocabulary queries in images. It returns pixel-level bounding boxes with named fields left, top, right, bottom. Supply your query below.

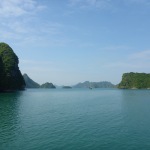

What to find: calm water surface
left=0, top=89, right=150, bottom=150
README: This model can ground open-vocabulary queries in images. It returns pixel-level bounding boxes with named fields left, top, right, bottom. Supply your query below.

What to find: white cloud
left=0, top=0, right=75, bottom=48
left=0, top=0, right=66, bottom=46
left=0, top=0, right=46, bottom=42
left=0, top=0, right=46, bottom=17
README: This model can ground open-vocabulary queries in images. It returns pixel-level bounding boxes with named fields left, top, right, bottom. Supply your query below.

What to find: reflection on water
left=120, top=90, right=150, bottom=149
left=0, top=92, right=23, bottom=149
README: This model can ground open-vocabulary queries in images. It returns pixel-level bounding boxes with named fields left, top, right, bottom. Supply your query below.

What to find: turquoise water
left=0, top=89, right=150, bottom=150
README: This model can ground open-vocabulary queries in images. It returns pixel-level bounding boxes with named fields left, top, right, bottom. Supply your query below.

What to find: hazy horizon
left=1, top=0, right=150, bottom=85
left=24, top=72, right=118, bottom=86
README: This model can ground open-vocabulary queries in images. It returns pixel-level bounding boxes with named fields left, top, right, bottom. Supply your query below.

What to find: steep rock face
left=118, top=72, right=150, bottom=89
left=0, top=43, right=25, bottom=91
left=40, top=82, right=56, bottom=88
left=23, top=74, right=40, bottom=88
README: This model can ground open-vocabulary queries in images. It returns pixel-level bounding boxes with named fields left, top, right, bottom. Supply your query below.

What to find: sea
left=0, top=88, right=150, bottom=150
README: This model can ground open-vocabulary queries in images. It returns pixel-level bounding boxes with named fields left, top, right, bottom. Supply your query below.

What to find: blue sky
left=1, top=0, right=150, bottom=85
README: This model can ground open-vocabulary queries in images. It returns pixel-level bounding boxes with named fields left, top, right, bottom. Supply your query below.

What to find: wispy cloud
left=0, top=0, right=67, bottom=46
left=102, top=45, right=133, bottom=51
left=103, top=62, right=150, bottom=69
left=103, top=49, right=150, bottom=71
left=68, top=0, right=150, bottom=11
left=126, top=0, right=150, bottom=6
left=0, top=0, right=46, bottom=42
left=69, top=0, right=112, bottom=9
left=130, top=50, right=150, bottom=60
left=0, top=0, right=45, bottom=17
left=21, top=60, right=53, bottom=65
left=20, top=59, right=65, bottom=76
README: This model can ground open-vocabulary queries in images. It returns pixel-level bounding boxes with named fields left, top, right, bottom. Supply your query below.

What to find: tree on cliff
left=0, top=42, right=25, bottom=91
left=118, top=72, right=150, bottom=89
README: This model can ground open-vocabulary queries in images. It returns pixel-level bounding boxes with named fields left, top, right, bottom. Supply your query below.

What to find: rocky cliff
left=0, top=43, right=25, bottom=92
left=118, top=72, right=150, bottom=89
left=23, top=74, right=40, bottom=88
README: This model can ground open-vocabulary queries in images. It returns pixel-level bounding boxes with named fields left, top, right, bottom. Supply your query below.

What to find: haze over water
left=0, top=89, right=150, bottom=150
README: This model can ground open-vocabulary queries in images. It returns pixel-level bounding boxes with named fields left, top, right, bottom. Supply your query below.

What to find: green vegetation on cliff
left=0, top=43, right=25, bottom=91
left=118, top=72, right=150, bottom=89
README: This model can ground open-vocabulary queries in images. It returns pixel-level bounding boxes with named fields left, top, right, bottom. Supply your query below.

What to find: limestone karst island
left=0, top=43, right=25, bottom=92
left=1, top=42, right=150, bottom=91
left=118, top=72, right=150, bottom=89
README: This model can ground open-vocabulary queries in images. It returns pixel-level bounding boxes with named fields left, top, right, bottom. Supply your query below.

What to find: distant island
left=1, top=42, right=150, bottom=91
left=62, top=86, right=72, bottom=89
left=23, top=75, right=115, bottom=89
left=23, top=74, right=40, bottom=88
left=41, top=82, right=56, bottom=88
left=23, top=73, right=56, bottom=89
left=0, top=43, right=25, bottom=92
left=73, top=81, right=115, bottom=88
left=118, top=72, right=150, bottom=89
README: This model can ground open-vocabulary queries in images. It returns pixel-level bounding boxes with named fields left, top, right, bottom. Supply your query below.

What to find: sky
left=0, top=0, right=150, bottom=85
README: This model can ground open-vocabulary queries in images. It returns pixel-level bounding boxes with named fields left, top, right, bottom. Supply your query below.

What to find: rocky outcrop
left=40, top=82, right=56, bottom=88
left=0, top=43, right=25, bottom=92
left=118, top=72, right=150, bottom=89
left=23, top=74, right=40, bottom=88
